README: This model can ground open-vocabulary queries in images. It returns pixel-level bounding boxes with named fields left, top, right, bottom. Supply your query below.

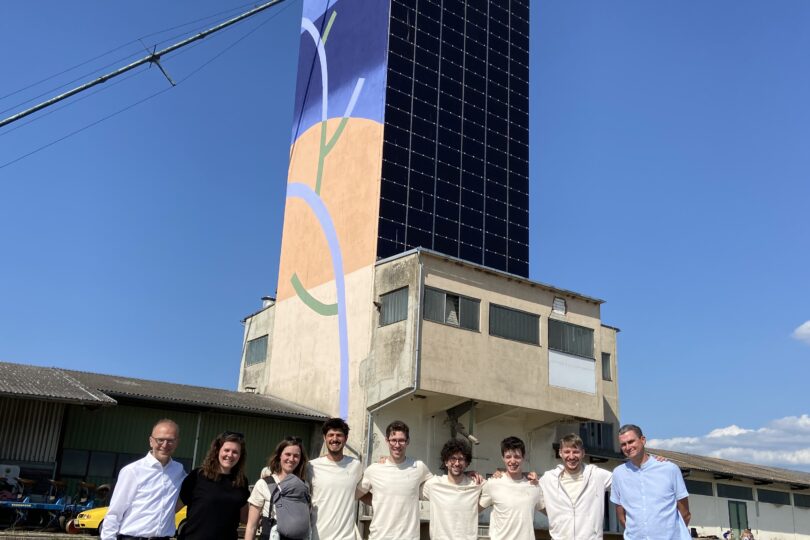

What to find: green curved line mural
left=291, top=272, right=338, bottom=316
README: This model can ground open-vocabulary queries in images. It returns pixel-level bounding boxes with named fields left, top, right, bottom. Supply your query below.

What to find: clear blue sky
left=2, top=1, right=808, bottom=469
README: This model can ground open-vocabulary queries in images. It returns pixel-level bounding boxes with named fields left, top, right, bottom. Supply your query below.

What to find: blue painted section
left=286, top=182, right=349, bottom=420
left=292, top=0, right=390, bottom=140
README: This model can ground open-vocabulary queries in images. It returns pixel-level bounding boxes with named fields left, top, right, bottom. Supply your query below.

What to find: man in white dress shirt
left=101, top=419, right=186, bottom=540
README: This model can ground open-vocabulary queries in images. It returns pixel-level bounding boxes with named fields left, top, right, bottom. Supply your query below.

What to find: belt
left=117, top=536, right=171, bottom=540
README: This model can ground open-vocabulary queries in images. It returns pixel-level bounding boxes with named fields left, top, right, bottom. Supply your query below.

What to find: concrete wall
left=599, top=325, right=620, bottom=431
left=417, top=253, right=613, bottom=421
left=797, top=507, right=810, bottom=540
left=264, top=265, right=377, bottom=458
left=364, top=254, right=420, bottom=407
left=243, top=249, right=622, bottom=463
left=238, top=303, right=274, bottom=391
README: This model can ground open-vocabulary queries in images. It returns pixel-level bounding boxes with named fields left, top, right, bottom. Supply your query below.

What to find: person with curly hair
left=178, top=431, right=249, bottom=540
left=421, top=438, right=484, bottom=540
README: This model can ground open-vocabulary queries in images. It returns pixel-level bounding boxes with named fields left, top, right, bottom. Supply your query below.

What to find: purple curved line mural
left=275, top=0, right=390, bottom=420
left=286, top=181, right=349, bottom=419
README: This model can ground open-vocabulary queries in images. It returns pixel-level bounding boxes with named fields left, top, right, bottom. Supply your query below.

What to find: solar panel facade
left=377, top=0, right=530, bottom=277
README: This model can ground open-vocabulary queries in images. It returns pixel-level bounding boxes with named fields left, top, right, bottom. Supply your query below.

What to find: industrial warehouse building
left=0, top=361, right=326, bottom=499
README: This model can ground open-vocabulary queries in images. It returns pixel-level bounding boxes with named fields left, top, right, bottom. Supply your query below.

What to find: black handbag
left=257, top=476, right=278, bottom=540
left=257, top=515, right=276, bottom=540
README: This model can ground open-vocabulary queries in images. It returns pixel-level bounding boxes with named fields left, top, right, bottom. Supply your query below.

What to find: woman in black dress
left=178, top=431, right=250, bottom=540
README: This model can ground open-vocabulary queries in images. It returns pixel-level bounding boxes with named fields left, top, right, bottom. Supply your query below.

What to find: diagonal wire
left=0, top=50, right=147, bottom=116
left=0, top=2, right=259, bottom=109
left=0, top=41, right=142, bottom=103
left=0, top=86, right=173, bottom=171
left=0, top=3, right=294, bottom=172
left=0, top=67, right=150, bottom=139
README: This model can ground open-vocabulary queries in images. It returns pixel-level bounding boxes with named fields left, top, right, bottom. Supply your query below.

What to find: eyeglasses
left=446, top=456, right=467, bottom=463
left=151, top=437, right=177, bottom=447
left=387, top=438, right=408, bottom=446
left=221, top=431, right=245, bottom=440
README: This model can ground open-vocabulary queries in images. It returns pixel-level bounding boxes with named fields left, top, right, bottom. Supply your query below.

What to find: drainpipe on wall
left=365, top=252, right=425, bottom=465
left=236, top=315, right=254, bottom=390
left=414, top=250, right=424, bottom=390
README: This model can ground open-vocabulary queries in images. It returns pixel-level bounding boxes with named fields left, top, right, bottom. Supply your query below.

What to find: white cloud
left=792, top=320, right=810, bottom=345
left=706, top=425, right=751, bottom=438
left=648, top=415, right=810, bottom=472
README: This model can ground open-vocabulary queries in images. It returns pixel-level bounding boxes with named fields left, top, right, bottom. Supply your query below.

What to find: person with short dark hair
left=307, top=418, right=363, bottom=540
left=421, top=439, right=483, bottom=540
left=611, top=424, right=691, bottom=539
left=101, top=419, right=186, bottom=540
left=479, top=436, right=542, bottom=540
left=178, top=431, right=249, bottom=540
left=538, top=433, right=612, bottom=539
left=357, top=420, right=432, bottom=540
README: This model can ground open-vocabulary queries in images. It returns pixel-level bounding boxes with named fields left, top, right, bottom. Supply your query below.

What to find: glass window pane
left=795, top=494, right=810, bottom=508
left=601, top=352, right=612, bottom=381
left=424, top=288, right=445, bottom=323
left=87, top=452, right=116, bottom=478
left=489, top=304, right=539, bottom=345
left=717, top=484, right=754, bottom=501
left=60, top=449, right=89, bottom=477
left=685, top=479, right=713, bottom=496
left=459, top=297, right=480, bottom=331
left=758, top=489, right=790, bottom=505
left=380, top=287, right=409, bottom=326
left=549, top=320, right=594, bottom=359
left=245, top=335, right=268, bottom=366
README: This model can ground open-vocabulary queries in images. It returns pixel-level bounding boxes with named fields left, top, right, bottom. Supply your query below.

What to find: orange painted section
left=276, top=117, right=384, bottom=301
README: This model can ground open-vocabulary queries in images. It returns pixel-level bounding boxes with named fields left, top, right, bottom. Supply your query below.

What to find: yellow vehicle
left=71, top=506, right=187, bottom=536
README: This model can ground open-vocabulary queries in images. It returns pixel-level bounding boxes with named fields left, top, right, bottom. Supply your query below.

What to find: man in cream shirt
left=357, top=420, right=432, bottom=540
left=421, top=439, right=484, bottom=540
left=538, top=433, right=612, bottom=539
left=479, top=436, right=543, bottom=540
left=308, top=418, right=364, bottom=540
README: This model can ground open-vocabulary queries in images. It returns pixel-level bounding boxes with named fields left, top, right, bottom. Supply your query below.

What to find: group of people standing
left=100, top=417, right=692, bottom=540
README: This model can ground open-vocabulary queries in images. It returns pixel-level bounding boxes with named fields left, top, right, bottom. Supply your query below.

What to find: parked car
left=71, top=506, right=187, bottom=536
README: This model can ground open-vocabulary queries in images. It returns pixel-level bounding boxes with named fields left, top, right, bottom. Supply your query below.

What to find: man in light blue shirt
left=610, top=424, right=691, bottom=540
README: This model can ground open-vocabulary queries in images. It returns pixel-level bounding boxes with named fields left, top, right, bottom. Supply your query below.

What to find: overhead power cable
left=0, top=2, right=256, bottom=105
left=0, top=0, right=292, bottom=171
left=0, top=0, right=288, bottom=130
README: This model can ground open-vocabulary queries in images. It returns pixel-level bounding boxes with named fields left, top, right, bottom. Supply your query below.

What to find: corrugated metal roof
left=647, top=447, right=810, bottom=488
left=62, top=369, right=328, bottom=421
left=0, top=361, right=116, bottom=405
